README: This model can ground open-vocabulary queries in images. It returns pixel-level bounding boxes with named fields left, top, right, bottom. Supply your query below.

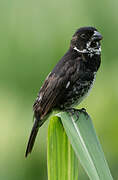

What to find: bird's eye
left=80, top=34, right=86, bottom=39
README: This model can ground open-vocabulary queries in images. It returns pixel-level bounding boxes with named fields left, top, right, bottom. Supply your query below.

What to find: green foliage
left=47, top=116, right=79, bottom=180
left=57, top=111, right=113, bottom=179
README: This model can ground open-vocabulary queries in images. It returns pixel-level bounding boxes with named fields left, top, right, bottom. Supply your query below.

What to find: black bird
left=25, top=26, right=102, bottom=157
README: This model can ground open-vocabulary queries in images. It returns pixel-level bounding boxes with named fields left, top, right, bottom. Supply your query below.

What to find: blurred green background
left=0, top=0, right=118, bottom=179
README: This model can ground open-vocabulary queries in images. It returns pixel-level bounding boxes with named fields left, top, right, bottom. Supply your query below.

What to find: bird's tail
left=25, top=117, right=43, bottom=158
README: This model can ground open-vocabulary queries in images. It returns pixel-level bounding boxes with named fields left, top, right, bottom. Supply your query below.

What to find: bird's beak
left=92, top=31, right=103, bottom=41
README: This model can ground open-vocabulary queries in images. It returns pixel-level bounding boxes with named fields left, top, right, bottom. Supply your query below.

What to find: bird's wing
left=33, top=58, right=80, bottom=118
left=33, top=72, right=68, bottom=118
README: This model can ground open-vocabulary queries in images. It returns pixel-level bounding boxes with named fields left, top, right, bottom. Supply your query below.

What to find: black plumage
left=25, top=27, right=102, bottom=157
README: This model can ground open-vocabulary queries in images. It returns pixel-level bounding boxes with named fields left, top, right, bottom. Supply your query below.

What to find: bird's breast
left=59, top=72, right=96, bottom=109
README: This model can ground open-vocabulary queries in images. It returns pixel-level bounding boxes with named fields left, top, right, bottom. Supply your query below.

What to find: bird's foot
left=65, top=108, right=89, bottom=121
left=78, top=108, right=89, bottom=117
left=65, top=108, right=81, bottom=121
left=78, top=108, right=86, bottom=114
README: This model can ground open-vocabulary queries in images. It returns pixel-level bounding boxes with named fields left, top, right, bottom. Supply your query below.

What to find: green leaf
left=57, top=111, right=113, bottom=180
left=47, top=116, right=79, bottom=180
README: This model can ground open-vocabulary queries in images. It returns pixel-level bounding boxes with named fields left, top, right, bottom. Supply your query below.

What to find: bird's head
left=71, top=27, right=103, bottom=57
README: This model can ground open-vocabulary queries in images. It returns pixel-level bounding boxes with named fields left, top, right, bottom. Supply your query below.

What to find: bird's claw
left=66, top=107, right=89, bottom=121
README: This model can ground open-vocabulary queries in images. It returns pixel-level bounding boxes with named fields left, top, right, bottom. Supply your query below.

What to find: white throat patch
left=74, top=41, right=101, bottom=58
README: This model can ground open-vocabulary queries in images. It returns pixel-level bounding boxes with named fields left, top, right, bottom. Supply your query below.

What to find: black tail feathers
left=25, top=119, right=39, bottom=157
left=25, top=110, right=46, bottom=157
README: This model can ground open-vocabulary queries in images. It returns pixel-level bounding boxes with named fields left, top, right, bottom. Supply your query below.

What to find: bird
left=25, top=26, right=103, bottom=157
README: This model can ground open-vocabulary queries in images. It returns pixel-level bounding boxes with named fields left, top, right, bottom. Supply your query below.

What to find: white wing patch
left=66, top=81, right=70, bottom=89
